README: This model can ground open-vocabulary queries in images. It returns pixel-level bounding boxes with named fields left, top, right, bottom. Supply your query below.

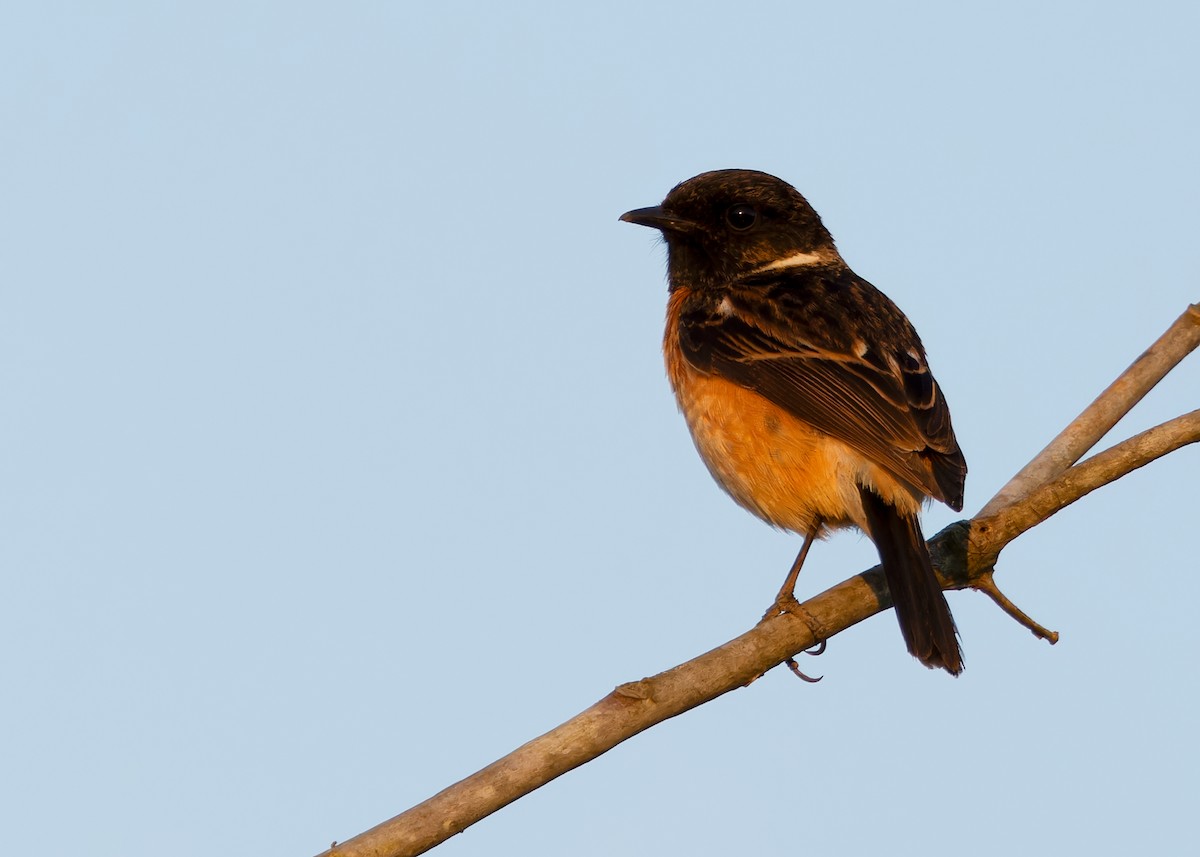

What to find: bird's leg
left=762, top=522, right=821, bottom=621
left=761, top=524, right=828, bottom=682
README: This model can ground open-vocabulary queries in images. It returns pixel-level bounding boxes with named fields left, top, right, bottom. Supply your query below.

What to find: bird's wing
left=677, top=269, right=966, bottom=509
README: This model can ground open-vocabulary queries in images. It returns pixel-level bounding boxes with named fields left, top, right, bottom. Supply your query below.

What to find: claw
left=785, top=657, right=822, bottom=683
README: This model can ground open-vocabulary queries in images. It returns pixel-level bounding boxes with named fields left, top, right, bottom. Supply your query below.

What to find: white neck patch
left=750, top=250, right=830, bottom=274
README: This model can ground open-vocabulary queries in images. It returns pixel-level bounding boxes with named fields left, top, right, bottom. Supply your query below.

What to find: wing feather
left=678, top=268, right=966, bottom=509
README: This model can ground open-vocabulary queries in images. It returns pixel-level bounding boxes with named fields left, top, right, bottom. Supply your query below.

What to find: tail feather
left=859, top=488, right=963, bottom=675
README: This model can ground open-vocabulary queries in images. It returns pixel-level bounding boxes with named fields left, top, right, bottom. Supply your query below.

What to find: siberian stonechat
left=622, top=169, right=966, bottom=675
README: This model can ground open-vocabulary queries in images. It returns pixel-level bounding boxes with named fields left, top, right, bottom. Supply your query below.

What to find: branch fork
left=319, top=303, right=1200, bottom=857
left=961, top=302, right=1200, bottom=643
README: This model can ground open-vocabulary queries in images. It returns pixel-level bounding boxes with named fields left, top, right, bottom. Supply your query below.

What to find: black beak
left=619, top=206, right=698, bottom=234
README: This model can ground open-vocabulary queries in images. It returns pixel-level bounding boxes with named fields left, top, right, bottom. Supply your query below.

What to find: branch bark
left=973, top=409, right=1200, bottom=555
left=318, top=302, right=1199, bottom=857
left=979, top=303, right=1200, bottom=518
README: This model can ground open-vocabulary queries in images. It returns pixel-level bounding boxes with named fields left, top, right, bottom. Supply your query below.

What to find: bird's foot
left=761, top=591, right=801, bottom=622
left=761, top=596, right=827, bottom=682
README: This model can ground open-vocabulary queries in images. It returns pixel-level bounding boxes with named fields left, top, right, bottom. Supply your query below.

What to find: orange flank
left=663, top=287, right=924, bottom=538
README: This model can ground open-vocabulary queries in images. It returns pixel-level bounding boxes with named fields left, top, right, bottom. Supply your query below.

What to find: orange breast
left=663, top=287, right=922, bottom=536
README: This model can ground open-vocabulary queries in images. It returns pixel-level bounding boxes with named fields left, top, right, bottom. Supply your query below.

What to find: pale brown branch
left=317, top=305, right=1199, bottom=857
left=316, top=524, right=977, bottom=857
left=963, top=410, right=1200, bottom=646
left=979, top=303, right=1200, bottom=518
left=972, top=409, right=1200, bottom=554
left=318, top=566, right=889, bottom=857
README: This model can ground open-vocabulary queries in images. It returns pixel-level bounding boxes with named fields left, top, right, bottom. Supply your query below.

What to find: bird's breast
left=663, top=288, right=922, bottom=535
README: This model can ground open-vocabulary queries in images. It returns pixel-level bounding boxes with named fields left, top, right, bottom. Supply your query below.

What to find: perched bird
left=621, top=169, right=967, bottom=675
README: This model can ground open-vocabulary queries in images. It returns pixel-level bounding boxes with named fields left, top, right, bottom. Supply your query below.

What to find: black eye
left=725, top=203, right=758, bottom=231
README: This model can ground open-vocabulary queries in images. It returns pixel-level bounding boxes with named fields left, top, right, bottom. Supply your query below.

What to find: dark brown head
left=620, top=169, right=839, bottom=290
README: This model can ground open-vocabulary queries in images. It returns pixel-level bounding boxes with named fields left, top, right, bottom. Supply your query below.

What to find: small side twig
left=972, top=569, right=1060, bottom=643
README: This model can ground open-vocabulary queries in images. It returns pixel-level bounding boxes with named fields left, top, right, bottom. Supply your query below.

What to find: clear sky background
left=3, top=3, right=1198, bottom=855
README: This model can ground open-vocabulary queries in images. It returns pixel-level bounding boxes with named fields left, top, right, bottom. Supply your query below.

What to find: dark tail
left=859, top=488, right=963, bottom=675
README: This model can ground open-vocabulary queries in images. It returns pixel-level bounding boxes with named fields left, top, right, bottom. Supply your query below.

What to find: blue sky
left=3, top=3, right=1198, bottom=855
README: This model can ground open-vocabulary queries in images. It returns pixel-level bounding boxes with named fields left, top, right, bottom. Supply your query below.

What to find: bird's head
left=621, top=169, right=839, bottom=290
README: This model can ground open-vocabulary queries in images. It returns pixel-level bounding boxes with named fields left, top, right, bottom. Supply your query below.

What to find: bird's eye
left=725, top=203, right=758, bottom=231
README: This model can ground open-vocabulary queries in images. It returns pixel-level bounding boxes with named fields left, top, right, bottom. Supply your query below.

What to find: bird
left=620, top=169, right=967, bottom=675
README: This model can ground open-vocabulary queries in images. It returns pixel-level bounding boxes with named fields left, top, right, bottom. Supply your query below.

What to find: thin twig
left=974, top=409, right=1200, bottom=552
left=972, top=570, right=1060, bottom=643
left=979, top=303, right=1200, bottom=518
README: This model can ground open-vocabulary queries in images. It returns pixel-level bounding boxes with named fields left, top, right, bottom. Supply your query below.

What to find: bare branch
left=318, top=567, right=887, bottom=857
left=973, top=409, right=1200, bottom=553
left=979, top=303, right=1200, bottom=518
left=317, top=304, right=1199, bottom=857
